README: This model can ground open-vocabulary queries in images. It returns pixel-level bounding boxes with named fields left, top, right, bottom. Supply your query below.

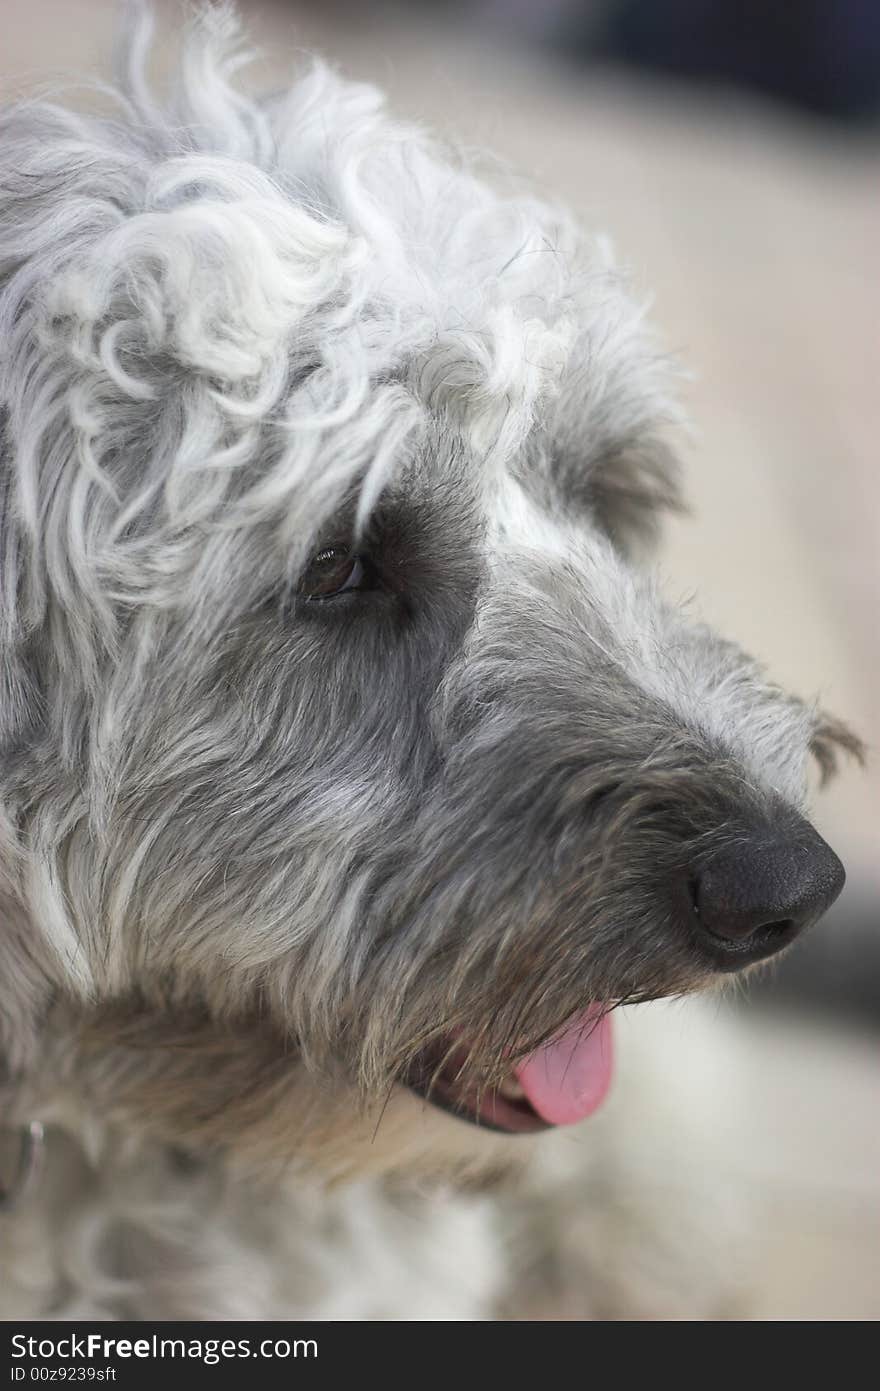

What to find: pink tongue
left=513, top=1006, right=613, bottom=1126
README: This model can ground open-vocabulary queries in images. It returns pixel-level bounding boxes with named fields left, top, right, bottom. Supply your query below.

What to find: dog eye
left=299, top=546, right=374, bottom=601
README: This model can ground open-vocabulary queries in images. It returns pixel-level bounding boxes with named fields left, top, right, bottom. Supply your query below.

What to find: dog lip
left=405, top=1047, right=553, bottom=1135
left=406, top=1010, right=614, bottom=1133
left=409, top=1078, right=553, bottom=1135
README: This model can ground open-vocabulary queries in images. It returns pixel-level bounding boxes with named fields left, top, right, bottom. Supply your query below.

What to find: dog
left=0, top=3, right=861, bottom=1319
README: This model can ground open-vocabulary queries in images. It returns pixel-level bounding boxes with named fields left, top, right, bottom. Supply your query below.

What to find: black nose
left=693, top=823, right=845, bottom=970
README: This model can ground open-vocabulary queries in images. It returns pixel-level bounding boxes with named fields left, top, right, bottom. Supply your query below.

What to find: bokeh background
left=3, top=0, right=878, bottom=1319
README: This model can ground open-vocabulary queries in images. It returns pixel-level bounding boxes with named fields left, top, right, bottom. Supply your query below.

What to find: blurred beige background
left=2, top=0, right=878, bottom=1319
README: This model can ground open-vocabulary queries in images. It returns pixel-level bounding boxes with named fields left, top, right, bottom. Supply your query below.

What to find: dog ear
left=585, top=434, right=686, bottom=557
left=0, top=629, right=45, bottom=750
left=0, top=641, right=58, bottom=1078
left=0, top=416, right=56, bottom=1078
left=547, top=374, right=687, bottom=560
left=809, top=709, right=866, bottom=787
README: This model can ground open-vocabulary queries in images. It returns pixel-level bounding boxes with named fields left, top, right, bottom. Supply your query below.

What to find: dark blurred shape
left=597, top=0, right=880, bottom=120
left=403, top=1, right=880, bottom=120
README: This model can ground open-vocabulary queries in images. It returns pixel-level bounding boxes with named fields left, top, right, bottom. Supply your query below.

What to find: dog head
left=0, top=7, right=860, bottom=1178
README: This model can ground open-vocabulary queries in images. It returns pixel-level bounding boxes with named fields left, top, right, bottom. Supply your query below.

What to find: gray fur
left=0, top=4, right=860, bottom=1318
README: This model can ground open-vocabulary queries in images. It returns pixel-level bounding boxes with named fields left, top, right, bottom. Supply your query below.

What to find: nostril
left=763, top=919, right=793, bottom=935
left=707, top=917, right=794, bottom=955
left=760, top=920, right=794, bottom=938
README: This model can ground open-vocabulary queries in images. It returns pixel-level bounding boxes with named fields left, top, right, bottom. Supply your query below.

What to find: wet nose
left=693, top=824, right=845, bottom=970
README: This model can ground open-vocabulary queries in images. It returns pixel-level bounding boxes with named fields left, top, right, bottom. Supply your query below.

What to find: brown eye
left=299, top=546, right=372, bottom=601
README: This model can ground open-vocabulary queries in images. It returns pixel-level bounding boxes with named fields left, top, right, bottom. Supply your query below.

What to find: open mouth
left=407, top=1006, right=614, bottom=1135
